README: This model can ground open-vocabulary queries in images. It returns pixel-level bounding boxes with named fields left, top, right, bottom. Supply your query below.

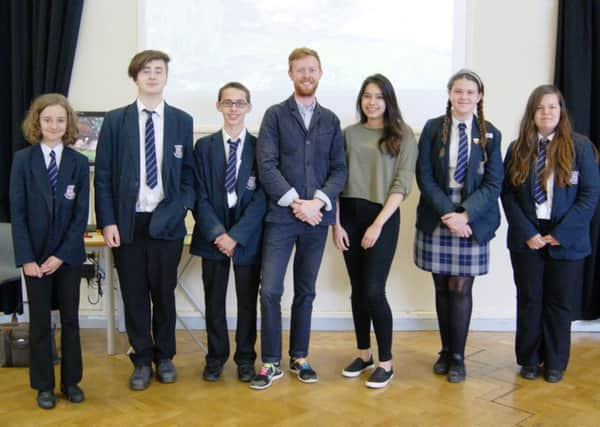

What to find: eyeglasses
left=220, top=100, right=249, bottom=109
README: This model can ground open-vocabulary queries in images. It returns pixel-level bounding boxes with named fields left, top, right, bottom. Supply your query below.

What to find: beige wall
left=70, top=0, right=574, bottom=329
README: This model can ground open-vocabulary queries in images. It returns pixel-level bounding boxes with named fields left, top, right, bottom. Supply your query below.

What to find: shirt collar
left=222, top=128, right=246, bottom=144
left=295, top=98, right=316, bottom=115
left=452, top=115, right=473, bottom=132
left=40, top=142, right=64, bottom=157
left=537, top=132, right=555, bottom=142
left=137, top=99, right=165, bottom=118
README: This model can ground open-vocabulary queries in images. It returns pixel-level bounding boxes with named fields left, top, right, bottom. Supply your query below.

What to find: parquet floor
left=1, top=329, right=599, bottom=426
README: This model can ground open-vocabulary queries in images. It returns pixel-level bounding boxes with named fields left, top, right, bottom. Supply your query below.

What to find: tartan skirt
left=413, top=188, right=489, bottom=276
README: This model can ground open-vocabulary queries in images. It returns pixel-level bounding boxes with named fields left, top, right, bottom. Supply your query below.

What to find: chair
left=0, top=223, right=19, bottom=286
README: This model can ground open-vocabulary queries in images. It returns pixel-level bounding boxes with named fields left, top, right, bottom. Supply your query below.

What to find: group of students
left=9, top=47, right=599, bottom=409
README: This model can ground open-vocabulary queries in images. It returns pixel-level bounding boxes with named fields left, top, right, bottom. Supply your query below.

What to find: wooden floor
left=1, top=329, right=600, bottom=427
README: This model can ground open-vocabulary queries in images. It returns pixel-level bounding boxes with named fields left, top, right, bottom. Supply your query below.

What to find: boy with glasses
left=190, top=82, right=266, bottom=382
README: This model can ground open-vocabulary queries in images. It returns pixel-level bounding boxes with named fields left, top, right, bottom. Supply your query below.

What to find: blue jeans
left=260, top=221, right=328, bottom=363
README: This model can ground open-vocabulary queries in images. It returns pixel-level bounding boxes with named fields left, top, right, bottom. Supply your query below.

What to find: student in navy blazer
left=190, top=82, right=266, bottom=383
left=502, top=85, right=600, bottom=383
left=94, top=50, right=194, bottom=390
left=10, top=94, right=89, bottom=409
left=414, top=69, right=503, bottom=383
left=251, top=48, right=347, bottom=390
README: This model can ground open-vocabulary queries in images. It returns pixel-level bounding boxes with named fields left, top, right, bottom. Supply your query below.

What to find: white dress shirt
left=222, top=128, right=247, bottom=208
left=136, top=99, right=165, bottom=212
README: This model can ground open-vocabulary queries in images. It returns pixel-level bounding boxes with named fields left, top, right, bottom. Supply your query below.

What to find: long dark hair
left=441, top=69, right=488, bottom=161
left=507, top=85, right=574, bottom=188
left=356, top=73, right=406, bottom=156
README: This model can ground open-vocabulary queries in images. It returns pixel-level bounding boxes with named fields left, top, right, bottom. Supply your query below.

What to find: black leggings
left=432, top=274, right=475, bottom=358
left=340, top=198, right=399, bottom=362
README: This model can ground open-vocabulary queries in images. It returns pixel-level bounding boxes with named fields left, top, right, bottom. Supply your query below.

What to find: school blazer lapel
left=162, top=104, right=176, bottom=192
left=235, top=135, right=255, bottom=211
left=211, top=133, right=228, bottom=217
left=54, top=148, right=76, bottom=213
left=465, top=119, right=483, bottom=191
left=124, top=103, right=141, bottom=185
left=31, top=145, right=53, bottom=214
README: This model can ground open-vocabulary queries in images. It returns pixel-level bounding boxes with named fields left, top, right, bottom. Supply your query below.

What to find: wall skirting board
left=74, top=315, right=600, bottom=333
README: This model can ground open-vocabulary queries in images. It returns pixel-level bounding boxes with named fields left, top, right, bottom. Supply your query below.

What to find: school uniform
left=501, top=133, right=600, bottom=372
left=414, top=115, right=503, bottom=275
left=94, top=100, right=194, bottom=367
left=10, top=143, right=89, bottom=392
left=190, top=129, right=266, bottom=368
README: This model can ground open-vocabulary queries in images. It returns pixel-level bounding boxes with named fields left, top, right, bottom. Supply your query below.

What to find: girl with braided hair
left=414, top=69, right=503, bottom=382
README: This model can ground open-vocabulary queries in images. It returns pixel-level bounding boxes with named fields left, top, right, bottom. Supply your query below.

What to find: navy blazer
left=190, top=131, right=266, bottom=265
left=415, top=115, right=503, bottom=244
left=501, top=134, right=600, bottom=260
left=94, top=101, right=195, bottom=244
left=10, top=145, right=89, bottom=266
left=256, top=95, right=347, bottom=225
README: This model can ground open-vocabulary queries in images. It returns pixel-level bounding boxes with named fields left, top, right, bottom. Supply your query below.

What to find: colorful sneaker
left=365, top=367, right=394, bottom=389
left=342, top=357, right=374, bottom=378
left=249, top=363, right=283, bottom=390
left=290, top=358, right=319, bottom=383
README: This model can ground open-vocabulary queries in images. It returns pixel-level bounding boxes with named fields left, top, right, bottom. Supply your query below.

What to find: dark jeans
left=510, top=249, right=581, bottom=371
left=25, top=264, right=82, bottom=391
left=340, top=197, right=399, bottom=362
left=201, top=258, right=260, bottom=367
left=259, top=221, right=328, bottom=363
left=113, top=213, right=183, bottom=366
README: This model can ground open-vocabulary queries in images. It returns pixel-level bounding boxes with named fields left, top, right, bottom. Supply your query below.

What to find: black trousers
left=25, top=264, right=82, bottom=391
left=339, top=198, right=399, bottom=362
left=201, top=258, right=260, bottom=367
left=510, top=249, right=582, bottom=371
left=113, top=213, right=183, bottom=366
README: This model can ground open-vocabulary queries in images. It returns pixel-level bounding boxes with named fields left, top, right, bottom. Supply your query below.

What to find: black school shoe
left=433, top=350, right=450, bottom=375
left=237, top=364, right=256, bottom=382
left=129, top=365, right=153, bottom=390
left=447, top=355, right=466, bottom=383
left=342, top=356, right=374, bottom=378
left=544, top=369, right=563, bottom=383
left=156, top=359, right=177, bottom=383
left=37, top=390, right=56, bottom=409
left=365, top=367, right=394, bottom=389
left=61, top=384, right=85, bottom=403
left=202, top=363, right=224, bottom=382
left=519, top=365, right=539, bottom=380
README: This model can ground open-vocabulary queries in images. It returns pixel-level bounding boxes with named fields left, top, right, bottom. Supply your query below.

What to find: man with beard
left=251, top=47, right=347, bottom=390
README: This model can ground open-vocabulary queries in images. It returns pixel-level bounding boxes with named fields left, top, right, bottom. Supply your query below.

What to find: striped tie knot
left=454, top=122, right=469, bottom=184
left=143, top=109, right=158, bottom=189
left=47, top=149, right=58, bottom=195
left=225, top=138, right=241, bottom=194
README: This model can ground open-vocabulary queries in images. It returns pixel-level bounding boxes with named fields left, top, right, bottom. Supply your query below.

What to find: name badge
left=486, top=132, right=494, bottom=139
left=246, top=175, right=257, bottom=190
left=64, top=185, right=76, bottom=200
left=570, top=171, right=579, bottom=185
left=173, top=145, right=183, bottom=159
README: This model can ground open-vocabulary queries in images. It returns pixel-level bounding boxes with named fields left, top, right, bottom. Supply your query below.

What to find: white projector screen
left=142, top=0, right=466, bottom=131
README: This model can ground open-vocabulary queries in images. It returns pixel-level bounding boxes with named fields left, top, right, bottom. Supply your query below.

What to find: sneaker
left=290, top=358, right=319, bottom=383
left=342, top=356, right=374, bottom=378
left=249, top=363, right=283, bottom=390
left=365, top=367, right=394, bottom=389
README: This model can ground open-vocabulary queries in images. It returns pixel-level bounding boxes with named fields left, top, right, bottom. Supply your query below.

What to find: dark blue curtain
left=554, top=0, right=600, bottom=320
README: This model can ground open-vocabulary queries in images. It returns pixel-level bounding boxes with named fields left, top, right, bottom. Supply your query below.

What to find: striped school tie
left=454, top=122, right=468, bottom=184
left=534, top=138, right=549, bottom=204
left=225, top=139, right=240, bottom=194
left=48, top=150, right=58, bottom=195
left=143, top=109, right=158, bottom=189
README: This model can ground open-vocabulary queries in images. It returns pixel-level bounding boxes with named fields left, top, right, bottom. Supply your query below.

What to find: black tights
left=433, top=274, right=475, bottom=358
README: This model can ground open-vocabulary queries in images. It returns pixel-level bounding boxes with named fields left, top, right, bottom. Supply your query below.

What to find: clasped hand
left=441, top=212, right=472, bottom=238
left=292, top=198, right=324, bottom=226
left=214, top=233, right=237, bottom=257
